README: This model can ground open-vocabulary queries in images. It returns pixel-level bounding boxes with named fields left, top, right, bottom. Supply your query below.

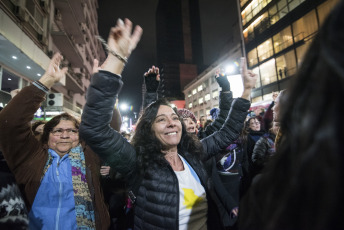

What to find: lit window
left=212, top=90, right=219, bottom=99
left=189, top=103, right=192, bottom=108
left=198, top=85, right=203, bottom=92
left=205, top=94, right=211, bottom=101
left=199, top=98, right=204, bottom=104
left=192, top=89, right=197, bottom=95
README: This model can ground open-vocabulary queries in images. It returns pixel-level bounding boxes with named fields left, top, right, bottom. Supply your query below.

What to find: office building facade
left=0, top=0, right=105, bottom=118
left=241, top=0, right=339, bottom=104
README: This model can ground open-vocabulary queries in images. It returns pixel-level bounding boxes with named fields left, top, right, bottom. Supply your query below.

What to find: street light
left=120, top=103, right=128, bottom=111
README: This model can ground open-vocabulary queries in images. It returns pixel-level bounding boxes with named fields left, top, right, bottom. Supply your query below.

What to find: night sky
left=97, top=0, right=239, bottom=113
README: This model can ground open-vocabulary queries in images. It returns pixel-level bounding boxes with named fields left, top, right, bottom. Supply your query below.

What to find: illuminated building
left=241, top=0, right=339, bottom=104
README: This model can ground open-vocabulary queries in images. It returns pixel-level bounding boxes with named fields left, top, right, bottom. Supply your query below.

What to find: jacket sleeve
left=0, top=85, right=45, bottom=173
left=198, top=90, right=233, bottom=139
left=201, top=98, right=250, bottom=160
left=79, top=70, right=136, bottom=176
left=252, top=137, right=269, bottom=169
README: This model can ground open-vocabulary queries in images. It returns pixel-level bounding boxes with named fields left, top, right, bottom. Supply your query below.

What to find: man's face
left=48, top=120, right=79, bottom=157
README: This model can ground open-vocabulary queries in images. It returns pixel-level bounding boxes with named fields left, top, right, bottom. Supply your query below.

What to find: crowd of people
left=1, top=1, right=344, bottom=229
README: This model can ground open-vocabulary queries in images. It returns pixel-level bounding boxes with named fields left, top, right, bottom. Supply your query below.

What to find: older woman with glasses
left=0, top=53, right=110, bottom=229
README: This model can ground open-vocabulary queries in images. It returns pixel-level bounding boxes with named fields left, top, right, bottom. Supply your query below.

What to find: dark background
left=97, top=0, right=240, bottom=113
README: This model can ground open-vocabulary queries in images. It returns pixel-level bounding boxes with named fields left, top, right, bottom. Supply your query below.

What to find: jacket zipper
left=55, top=160, right=63, bottom=230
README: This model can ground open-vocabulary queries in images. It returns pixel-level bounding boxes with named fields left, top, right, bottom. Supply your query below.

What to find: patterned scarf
left=43, top=144, right=95, bottom=229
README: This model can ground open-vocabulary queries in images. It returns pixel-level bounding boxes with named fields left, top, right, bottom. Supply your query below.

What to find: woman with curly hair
left=80, top=18, right=257, bottom=229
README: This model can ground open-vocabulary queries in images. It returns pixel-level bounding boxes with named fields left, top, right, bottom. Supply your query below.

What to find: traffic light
left=45, top=93, right=63, bottom=107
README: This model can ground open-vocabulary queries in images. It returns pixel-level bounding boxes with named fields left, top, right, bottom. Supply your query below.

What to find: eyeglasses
left=51, top=128, right=78, bottom=136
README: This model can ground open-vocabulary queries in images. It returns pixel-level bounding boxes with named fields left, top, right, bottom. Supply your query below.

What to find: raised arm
left=198, top=71, right=233, bottom=139
left=79, top=18, right=142, bottom=175
left=201, top=58, right=258, bottom=158
left=143, top=65, right=160, bottom=108
left=0, top=53, right=67, bottom=172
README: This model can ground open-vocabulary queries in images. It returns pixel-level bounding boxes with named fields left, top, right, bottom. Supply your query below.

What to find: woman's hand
left=100, top=166, right=111, bottom=176
left=102, top=18, right=143, bottom=75
left=143, top=65, right=161, bottom=93
left=39, top=53, right=68, bottom=88
left=240, top=58, right=258, bottom=100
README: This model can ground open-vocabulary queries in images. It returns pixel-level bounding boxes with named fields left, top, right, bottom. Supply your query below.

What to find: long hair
left=41, top=113, right=80, bottom=144
left=131, top=98, right=203, bottom=171
left=240, top=2, right=344, bottom=229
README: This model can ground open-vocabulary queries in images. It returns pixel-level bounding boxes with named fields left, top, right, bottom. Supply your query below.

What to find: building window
left=198, top=85, right=203, bottom=92
left=192, top=89, right=197, bottom=95
left=188, top=91, right=192, bottom=98
left=317, top=0, right=340, bottom=25
left=189, top=103, right=192, bottom=109
left=212, top=89, right=219, bottom=99
left=296, top=41, right=311, bottom=66
left=276, top=50, right=297, bottom=79
left=199, top=98, right=204, bottom=105
left=259, top=59, right=277, bottom=86
left=257, top=38, right=273, bottom=62
left=293, top=10, right=318, bottom=43
left=288, top=0, right=306, bottom=12
left=252, top=96, right=263, bottom=103
left=277, top=0, right=288, bottom=19
left=248, top=48, right=258, bottom=67
left=273, top=26, right=293, bottom=54
left=199, top=109, right=204, bottom=117
left=205, top=93, right=211, bottom=101
left=252, top=67, right=261, bottom=88
left=193, top=99, right=197, bottom=107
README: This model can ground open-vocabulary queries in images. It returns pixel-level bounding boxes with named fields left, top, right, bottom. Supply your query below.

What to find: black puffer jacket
left=198, top=91, right=233, bottom=139
left=80, top=71, right=250, bottom=229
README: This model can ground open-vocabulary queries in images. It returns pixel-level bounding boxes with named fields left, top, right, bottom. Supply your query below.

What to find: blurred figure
left=262, top=91, right=279, bottom=131
left=239, top=1, right=344, bottom=229
left=210, top=107, right=220, bottom=120
left=251, top=122, right=279, bottom=176
left=121, top=131, right=131, bottom=141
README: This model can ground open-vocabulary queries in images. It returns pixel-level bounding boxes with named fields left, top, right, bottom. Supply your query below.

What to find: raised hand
left=214, top=69, right=230, bottom=91
left=144, top=65, right=160, bottom=93
left=240, top=57, right=258, bottom=99
left=102, top=18, right=143, bottom=75
left=108, top=18, right=142, bottom=60
left=39, top=53, right=68, bottom=88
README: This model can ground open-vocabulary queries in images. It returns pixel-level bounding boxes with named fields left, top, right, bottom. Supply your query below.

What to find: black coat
left=80, top=71, right=250, bottom=229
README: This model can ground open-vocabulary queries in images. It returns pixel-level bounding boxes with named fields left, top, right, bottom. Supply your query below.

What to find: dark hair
left=41, top=113, right=80, bottom=144
left=31, top=120, right=46, bottom=133
left=131, top=98, right=203, bottom=171
left=240, top=2, right=344, bottom=229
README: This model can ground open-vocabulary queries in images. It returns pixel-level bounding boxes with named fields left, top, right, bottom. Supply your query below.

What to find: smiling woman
left=79, top=18, right=257, bottom=230
left=0, top=53, right=110, bottom=229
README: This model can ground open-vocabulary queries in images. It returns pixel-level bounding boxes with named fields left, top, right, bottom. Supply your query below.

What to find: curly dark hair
left=41, top=113, right=80, bottom=144
left=131, top=98, right=203, bottom=171
left=239, top=2, right=344, bottom=229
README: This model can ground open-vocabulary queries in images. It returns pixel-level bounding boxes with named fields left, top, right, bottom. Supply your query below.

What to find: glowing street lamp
left=120, top=103, right=128, bottom=111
